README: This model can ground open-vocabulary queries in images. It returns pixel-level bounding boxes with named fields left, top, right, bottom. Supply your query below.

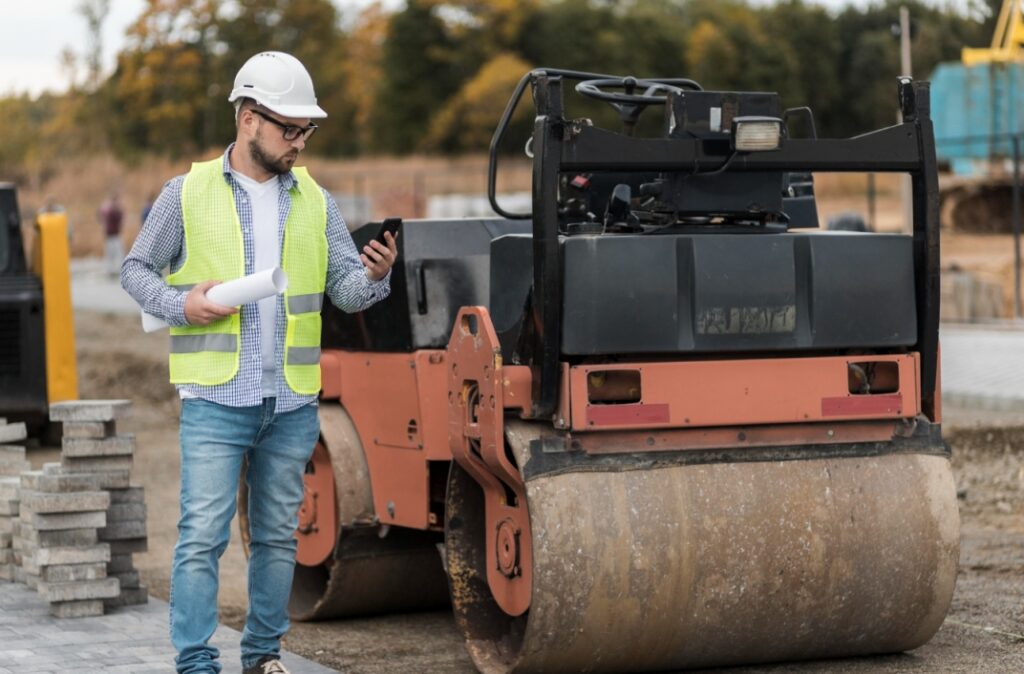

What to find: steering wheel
left=575, top=76, right=700, bottom=133
left=576, top=77, right=694, bottom=104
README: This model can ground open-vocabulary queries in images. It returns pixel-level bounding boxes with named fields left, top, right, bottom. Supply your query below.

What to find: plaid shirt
left=121, top=146, right=390, bottom=412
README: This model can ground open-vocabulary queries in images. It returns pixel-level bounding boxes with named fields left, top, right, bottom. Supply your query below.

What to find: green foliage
left=372, top=0, right=474, bottom=153
left=519, top=0, right=687, bottom=76
left=0, top=96, right=44, bottom=177
left=0, top=0, right=1004, bottom=165
left=422, top=52, right=534, bottom=153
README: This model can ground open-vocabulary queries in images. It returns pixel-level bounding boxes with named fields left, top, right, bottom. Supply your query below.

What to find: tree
left=340, top=3, right=390, bottom=154
left=216, top=0, right=357, bottom=154
left=373, top=0, right=468, bottom=153
left=111, top=0, right=220, bottom=155
left=109, top=0, right=355, bottom=155
left=0, top=0, right=1004, bottom=164
left=78, top=0, right=112, bottom=92
left=421, top=52, right=534, bottom=153
left=763, top=0, right=840, bottom=126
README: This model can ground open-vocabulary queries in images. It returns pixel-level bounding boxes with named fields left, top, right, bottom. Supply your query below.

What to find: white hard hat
left=228, top=51, right=327, bottom=119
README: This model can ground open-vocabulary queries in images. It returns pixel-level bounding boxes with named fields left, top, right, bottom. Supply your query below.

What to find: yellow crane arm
left=963, top=0, right=1024, bottom=64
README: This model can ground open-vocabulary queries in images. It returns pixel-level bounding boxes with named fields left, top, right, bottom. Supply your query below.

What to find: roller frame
left=447, top=306, right=533, bottom=617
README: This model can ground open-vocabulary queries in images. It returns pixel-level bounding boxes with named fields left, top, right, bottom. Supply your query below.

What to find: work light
left=732, top=116, right=784, bottom=152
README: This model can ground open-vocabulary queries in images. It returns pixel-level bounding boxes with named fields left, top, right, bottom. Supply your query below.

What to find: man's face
left=244, top=108, right=313, bottom=176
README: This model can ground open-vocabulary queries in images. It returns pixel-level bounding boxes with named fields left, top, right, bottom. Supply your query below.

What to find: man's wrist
left=168, top=290, right=190, bottom=327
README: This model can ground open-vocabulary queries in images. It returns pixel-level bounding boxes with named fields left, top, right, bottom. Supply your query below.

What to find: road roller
left=239, top=69, right=959, bottom=672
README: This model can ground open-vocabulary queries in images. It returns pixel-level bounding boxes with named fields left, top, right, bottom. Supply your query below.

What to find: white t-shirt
left=231, top=169, right=281, bottom=398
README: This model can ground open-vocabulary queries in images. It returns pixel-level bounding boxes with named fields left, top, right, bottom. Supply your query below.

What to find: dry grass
left=34, top=155, right=1015, bottom=304
left=15, top=152, right=534, bottom=257
left=17, top=151, right=1021, bottom=313
left=17, top=153, right=901, bottom=255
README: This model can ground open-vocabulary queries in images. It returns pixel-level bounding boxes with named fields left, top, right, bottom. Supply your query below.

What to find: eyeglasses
left=251, top=109, right=318, bottom=141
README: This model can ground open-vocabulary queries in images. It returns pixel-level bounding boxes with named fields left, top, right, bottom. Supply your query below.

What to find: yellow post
left=31, top=212, right=78, bottom=404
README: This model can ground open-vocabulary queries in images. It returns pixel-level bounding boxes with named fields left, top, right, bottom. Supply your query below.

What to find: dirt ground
left=64, top=309, right=1024, bottom=674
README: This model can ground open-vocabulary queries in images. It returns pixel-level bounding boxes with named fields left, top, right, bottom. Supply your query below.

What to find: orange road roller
left=239, top=69, right=958, bottom=673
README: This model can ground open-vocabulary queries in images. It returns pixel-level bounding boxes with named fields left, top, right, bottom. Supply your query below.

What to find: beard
left=248, top=129, right=298, bottom=175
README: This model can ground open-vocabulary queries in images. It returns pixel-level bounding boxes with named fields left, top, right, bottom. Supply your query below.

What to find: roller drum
left=448, top=431, right=959, bottom=673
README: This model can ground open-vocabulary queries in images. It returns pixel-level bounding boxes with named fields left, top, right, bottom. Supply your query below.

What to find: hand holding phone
left=363, top=218, right=401, bottom=281
left=374, top=217, right=402, bottom=246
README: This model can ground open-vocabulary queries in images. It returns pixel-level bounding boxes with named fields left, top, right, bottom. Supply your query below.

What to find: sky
left=0, top=0, right=977, bottom=97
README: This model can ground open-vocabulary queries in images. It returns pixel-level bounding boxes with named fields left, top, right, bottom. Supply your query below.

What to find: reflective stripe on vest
left=287, top=293, right=323, bottom=314
left=169, top=333, right=238, bottom=353
left=168, top=158, right=327, bottom=393
left=287, top=346, right=322, bottom=365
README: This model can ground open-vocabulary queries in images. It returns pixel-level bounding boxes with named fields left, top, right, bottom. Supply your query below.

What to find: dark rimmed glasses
left=252, top=109, right=318, bottom=141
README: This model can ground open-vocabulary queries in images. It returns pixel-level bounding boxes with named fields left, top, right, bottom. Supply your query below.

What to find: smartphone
left=373, top=217, right=402, bottom=246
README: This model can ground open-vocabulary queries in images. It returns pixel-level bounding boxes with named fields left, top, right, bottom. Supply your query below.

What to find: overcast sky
left=0, top=0, right=976, bottom=97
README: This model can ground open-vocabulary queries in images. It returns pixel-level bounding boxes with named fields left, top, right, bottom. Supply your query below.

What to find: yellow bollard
left=31, top=212, right=78, bottom=404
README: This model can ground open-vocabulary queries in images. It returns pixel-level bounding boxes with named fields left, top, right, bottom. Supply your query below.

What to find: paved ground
left=0, top=581, right=339, bottom=674
left=941, top=322, right=1024, bottom=409
left=70, top=258, right=139, bottom=315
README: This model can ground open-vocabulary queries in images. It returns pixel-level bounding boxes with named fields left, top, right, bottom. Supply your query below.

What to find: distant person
left=99, top=192, right=124, bottom=275
left=121, top=51, right=398, bottom=674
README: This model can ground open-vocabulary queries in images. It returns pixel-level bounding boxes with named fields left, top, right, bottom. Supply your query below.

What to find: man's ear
left=238, top=107, right=255, bottom=133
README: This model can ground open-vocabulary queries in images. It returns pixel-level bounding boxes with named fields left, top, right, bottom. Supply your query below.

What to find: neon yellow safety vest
left=167, top=157, right=327, bottom=394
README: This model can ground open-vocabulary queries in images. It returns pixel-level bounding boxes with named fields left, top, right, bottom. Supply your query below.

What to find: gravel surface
left=71, top=311, right=1024, bottom=674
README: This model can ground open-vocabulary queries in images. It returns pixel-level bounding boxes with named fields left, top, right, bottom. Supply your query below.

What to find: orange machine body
left=317, top=309, right=930, bottom=538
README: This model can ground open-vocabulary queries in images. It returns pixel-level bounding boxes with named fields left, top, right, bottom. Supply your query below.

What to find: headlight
left=731, top=116, right=784, bottom=152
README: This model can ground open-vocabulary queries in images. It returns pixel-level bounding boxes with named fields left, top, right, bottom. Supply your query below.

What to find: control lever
left=604, top=184, right=635, bottom=229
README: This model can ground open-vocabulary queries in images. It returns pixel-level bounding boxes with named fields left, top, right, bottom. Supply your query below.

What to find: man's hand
left=184, top=280, right=238, bottom=326
left=361, top=230, right=398, bottom=281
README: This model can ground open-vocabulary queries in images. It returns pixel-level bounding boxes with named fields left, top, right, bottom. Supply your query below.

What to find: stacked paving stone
left=17, top=466, right=118, bottom=616
left=50, top=399, right=149, bottom=609
left=0, top=418, right=31, bottom=582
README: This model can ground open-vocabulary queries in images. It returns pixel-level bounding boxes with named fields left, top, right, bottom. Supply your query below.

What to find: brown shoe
left=242, top=655, right=291, bottom=674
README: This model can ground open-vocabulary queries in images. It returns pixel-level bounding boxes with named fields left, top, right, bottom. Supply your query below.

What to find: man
left=100, top=191, right=124, bottom=275
left=121, top=52, right=398, bottom=674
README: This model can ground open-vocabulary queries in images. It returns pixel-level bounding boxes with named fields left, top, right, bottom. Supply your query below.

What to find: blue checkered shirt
left=121, top=146, right=390, bottom=412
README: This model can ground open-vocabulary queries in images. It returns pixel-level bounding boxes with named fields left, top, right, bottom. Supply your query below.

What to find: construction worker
left=121, top=52, right=397, bottom=674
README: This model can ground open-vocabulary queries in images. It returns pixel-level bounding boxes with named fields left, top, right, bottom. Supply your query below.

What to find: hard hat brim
left=261, top=102, right=328, bottom=119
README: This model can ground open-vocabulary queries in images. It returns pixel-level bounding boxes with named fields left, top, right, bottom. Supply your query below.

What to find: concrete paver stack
left=0, top=419, right=31, bottom=582
left=16, top=466, right=118, bottom=616
left=49, top=399, right=150, bottom=609
left=102, top=484, right=149, bottom=606
left=0, top=401, right=153, bottom=617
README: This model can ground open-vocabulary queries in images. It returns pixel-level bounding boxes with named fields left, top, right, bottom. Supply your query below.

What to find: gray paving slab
left=0, top=581, right=338, bottom=673
left=941, top=323, right=1024, bottom=410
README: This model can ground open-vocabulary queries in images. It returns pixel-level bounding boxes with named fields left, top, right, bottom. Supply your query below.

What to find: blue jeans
left=170, top=398, right=319, bottom=674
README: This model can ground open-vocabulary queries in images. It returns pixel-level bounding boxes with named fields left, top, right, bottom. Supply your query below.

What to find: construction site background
left=0, top=1, right=998, bottom=172
left=12, top=156, right=1017, bottom=321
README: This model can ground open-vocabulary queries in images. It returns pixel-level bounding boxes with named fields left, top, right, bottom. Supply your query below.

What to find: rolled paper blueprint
left=141, top=267, right=289, bottom=333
